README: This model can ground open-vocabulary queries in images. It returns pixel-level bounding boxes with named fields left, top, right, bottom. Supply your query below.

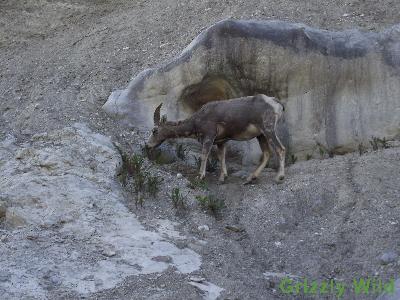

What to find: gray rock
left=151, top=256, right=172, bottom=263
left=0, top=124, right=201, bottom=299
left=145, top=143, right=177, bottom=164
left=379, top=251, right=399, bottom=265
left=103, top=20, right=400, bottom=162
left=231, top=170, right=249, bottom=179
left=198, top=225, right=210, bottom=231
left=189, top=276, right=206, bottom=283
left=102, top=249, right=117, bottom=257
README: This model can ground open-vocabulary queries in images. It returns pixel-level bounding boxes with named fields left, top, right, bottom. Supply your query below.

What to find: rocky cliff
left=103, top=20, right=400, bottom=161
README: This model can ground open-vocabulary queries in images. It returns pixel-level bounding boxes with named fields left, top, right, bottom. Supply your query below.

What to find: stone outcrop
left=0, top=124, right=201, bottom=299
left=103, top=19, right=400, bottom=160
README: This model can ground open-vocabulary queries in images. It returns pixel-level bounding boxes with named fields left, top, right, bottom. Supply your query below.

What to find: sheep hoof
left=275, top=175, right=285, bottom=184
left=244, top=176, right=256, bottom=185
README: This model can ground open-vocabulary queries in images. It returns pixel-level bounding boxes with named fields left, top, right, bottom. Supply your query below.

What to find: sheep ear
left=161, top=114, right=167, bottom=124
left=153, top=103, right=162, bottom=125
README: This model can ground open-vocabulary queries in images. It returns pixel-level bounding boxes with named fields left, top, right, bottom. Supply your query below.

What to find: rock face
left=103, top=19, right=400, bottom=160
left=0, top=124, right=201, bottom=299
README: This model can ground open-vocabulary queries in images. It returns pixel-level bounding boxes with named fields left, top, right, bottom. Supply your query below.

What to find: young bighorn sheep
left=145, top=94, right=286, bottom=184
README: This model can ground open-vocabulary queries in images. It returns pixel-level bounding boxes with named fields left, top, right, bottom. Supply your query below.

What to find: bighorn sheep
left=145, top=94, right=286, bottom=184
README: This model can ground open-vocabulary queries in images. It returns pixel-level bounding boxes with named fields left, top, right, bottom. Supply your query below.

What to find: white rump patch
left=261, top=95, right=283, bottom=115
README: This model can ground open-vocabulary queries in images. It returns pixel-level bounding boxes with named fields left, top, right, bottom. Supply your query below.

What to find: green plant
left=317, top=143, right=334, bottom=159
left=289, top=153, right=298, bottom=165
left=196, top=194, right=225, bottom=215
left=318, top=144, right=325, bottom=158
left=176, top=144, right=187, bottom=160
left=306, top=154, right=313, bottom=160
left=188, top=177, right=208, bottom=190
left=129, top=154, right=145, bottom=175
left=369, top=136, right=390, bottom=151
left=170, top=188, right=186, bottom=209
left=120, top=153, right=145, bottom=184
left=146, top=175, right=163, bottom=197
left=193, top=155, right=218, bottom=172
left=378, top=137, right=389, bottom=149
left=369, top=136, right=380, bottom=151
left=118, top=150, right=157, bottom=206
left=133, top=170, right=147, bottom=193
left=206, top=156, right=219, bottom=172
left=118, top=151, right=129, bottom=186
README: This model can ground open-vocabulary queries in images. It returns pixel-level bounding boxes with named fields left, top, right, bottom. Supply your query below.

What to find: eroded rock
left=103, top=20, right=400, bottom=161
left=0, top=123, right=201, bottom=299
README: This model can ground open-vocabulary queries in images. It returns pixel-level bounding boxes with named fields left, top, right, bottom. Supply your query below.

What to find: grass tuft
left=146, top=175, right=163, bottom=198
left=196, top=194, right=225, bottom=216
left=170, top=187, right=186, bottom=209
left=289, top=153, right=298, bottom=165
left=118, top=149, right=163, bottom=207
left=188, top=177, right=208, bottom=190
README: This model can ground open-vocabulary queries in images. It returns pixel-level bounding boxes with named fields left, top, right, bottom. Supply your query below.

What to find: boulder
left=103, top=19, right=400, bottom=161
left=0, top=123, right=201, bottom=299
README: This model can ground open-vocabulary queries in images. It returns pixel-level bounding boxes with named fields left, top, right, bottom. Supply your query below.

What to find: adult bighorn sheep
left=145, top=94, right=286, bottom=184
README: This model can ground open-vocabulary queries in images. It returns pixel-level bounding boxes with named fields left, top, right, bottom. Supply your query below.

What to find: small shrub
left=370, top=136, right=390, bottom=151
left=118, top=152, right=130, bottom=186
left=118, top=150, right=158, bottom=206
left=289, top=153, right=298, bottom=165
left=196, top=194, right=225, bottom=215
left=369, top=136, right=380, bottom=151
left=317, top=143, right=334, bottom=159
left=170, top=188, right=186, bottom=209
left=143, top=146, right=172, bottom=165
left=188, top=177, right=208, bottom=190
left=130, top=154, right=145, bottom=174
left=119, top=153, right=145, bottom=185
left=133, top=170, right=147, bottom=194
left=306, top=154, right=313, bottom=161
left=193, top=155, right=218, bottom=172
left=318, top=144, right=325, bottom=158
left=378, top=137, right=389, bottom=149
left=206, top=156, right=219, bottom=172
left=146, top=175, right=163, bottom=197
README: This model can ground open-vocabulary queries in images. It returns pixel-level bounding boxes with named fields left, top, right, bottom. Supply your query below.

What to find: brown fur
left=146, top=94, right=286, bottom=184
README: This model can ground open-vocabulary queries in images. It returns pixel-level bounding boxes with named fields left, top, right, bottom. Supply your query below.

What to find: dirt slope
left=1, top=0, right=400, bottom=141
left=1, top=1, right=400, bottom=299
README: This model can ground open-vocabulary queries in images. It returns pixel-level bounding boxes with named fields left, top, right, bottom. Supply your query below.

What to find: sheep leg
left=199, top=138, right=214, bottom=180
left=260, top=113, right=286, bottom=183
left=245, top=135, right=271, bottom=184
left=217, top=143, right=228, bottom=182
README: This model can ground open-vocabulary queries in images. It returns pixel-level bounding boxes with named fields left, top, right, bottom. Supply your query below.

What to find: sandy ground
left=1, top=1, right=400, bottom=299
left=1, top=0, right=400, bottom=141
